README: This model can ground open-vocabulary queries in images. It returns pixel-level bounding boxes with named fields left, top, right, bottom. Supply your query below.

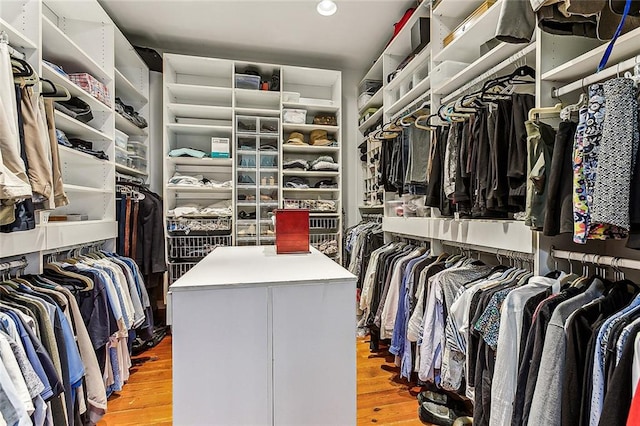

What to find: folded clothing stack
left=167, top=173, right=232, bottom=188
left=283, top=156, right=339, bottom=171
left=116, top=97, right=148, bottom=129
left=285, top=176, right=309, bottom=189
left=314, top=238, right=338, bottom=255
left=56, top=129, right=109, bottom=160
left=167, top=201, right=233, bottom=218
left=168, top=148, right=208, bottom=158
left=310, top=156, right=339, bottom=171
left=55, top=97, right=93, bottom=123
left=283, top=199, right=337, bottom=212
left=283, top=159, right=309, bottom=170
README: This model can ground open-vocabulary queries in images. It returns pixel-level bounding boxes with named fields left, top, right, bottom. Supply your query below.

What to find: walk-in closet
left=3, top=0, right=640, bottom=424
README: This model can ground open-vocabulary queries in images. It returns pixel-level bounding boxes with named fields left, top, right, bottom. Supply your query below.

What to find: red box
left=275, top=209, right=310, bottom=254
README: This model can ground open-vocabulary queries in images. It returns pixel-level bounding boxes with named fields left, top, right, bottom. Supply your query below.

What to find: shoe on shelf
left=452, top=417, right=473, bottom=426
left=418, top=402, right=458, bottom=426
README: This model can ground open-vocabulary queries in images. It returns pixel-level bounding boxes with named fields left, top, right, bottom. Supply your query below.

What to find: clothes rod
left=550, top=248, right=640, bottom=271
left=41, top=239, right=110, bottom=256
left=441, top=42, right=536, bottom=105
left=390, top=95, right=431, bottom=121
left=0, top=257, right=28, bottom=272
left=553, top=55, right=640, bottom=98
left=442, top=240, right=535, bottom=259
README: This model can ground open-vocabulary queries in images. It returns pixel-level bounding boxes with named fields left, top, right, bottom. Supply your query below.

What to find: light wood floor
left=98, top=335, right=426, bottom=425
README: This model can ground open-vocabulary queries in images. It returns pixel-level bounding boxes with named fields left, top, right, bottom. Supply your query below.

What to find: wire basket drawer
left=309, top=217, right=339, bottom=231
left=169, top=262, right=198, bottom=284
left=166, top=217, right=232, bottom=236
left=168, top=235, right=232, bottom=261
left=309, top=233, right=339, bottom=257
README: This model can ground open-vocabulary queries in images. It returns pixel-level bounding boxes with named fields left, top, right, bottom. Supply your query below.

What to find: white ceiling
left=99, top=0, right=414, bottom=72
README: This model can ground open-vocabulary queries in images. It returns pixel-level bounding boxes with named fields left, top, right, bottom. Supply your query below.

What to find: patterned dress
left=572, top=83, right=628, bottom=243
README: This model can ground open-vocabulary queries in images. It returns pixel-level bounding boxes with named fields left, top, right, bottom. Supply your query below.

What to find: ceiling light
left=317, top=0, right=337, bottom=16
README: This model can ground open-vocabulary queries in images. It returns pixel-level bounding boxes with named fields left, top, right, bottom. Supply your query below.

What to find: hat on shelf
left=286, top=132, right=307, bottom=145
left=310, top=129, right=334, bottom=146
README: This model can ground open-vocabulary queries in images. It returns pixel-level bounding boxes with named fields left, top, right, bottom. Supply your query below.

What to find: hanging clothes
left=0, top=251, right=152, bottom=425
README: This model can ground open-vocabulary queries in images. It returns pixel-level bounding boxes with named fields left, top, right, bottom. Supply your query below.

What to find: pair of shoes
left=417, top=391, right=470, bottom=426
left=418, top=402, right=459, bottom=426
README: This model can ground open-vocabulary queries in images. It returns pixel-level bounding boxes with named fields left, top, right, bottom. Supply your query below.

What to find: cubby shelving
left=0, top=0, right=154, bottom=271
left=163, top=53, right=342, bottom=274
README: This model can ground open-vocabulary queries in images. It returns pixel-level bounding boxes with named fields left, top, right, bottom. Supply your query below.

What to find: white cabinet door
left=272, top=282, right=356, bottom=426
left=172, top=286, right=271, bottom=425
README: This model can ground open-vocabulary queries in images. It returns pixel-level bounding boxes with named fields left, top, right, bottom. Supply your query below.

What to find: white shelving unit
left=163, top=54, right=236, bottom=282
left=163, top=53, right=342, bottom=272
left=0, top=0, right=146, bottom=270
left=354, top=0, right=640, bottom=275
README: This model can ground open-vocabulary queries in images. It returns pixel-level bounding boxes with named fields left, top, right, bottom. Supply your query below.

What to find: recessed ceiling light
left=317, top=0, right=337, bottom=16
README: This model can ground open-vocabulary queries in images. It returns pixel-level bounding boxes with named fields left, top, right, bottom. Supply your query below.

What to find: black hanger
left=39, top=79, right=57, bottom=95
left=11, top=57, right=34, bottom=77
left=479, top=65, right=536, bottom=103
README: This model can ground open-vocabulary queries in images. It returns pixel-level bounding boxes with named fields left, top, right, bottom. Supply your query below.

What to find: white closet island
left=169, top=245, right=357, bottom=425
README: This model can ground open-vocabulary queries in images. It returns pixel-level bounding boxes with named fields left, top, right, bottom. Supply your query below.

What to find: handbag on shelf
left=387, top=8, right=416, bottom=46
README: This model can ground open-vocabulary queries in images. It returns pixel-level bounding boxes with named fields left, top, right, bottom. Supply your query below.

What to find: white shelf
left=282, top=123, right=339, bottom=132
left=58, top=145, right=110, bottom=164
left=42, top=63, right=111, bottom=113
left=359, top=205, right=384, bottom=210
left=282, top=170, right=339, bottom=177
left=282, top=145, right=340, bottom=154
left=115, top=163, right=148, bottom=177
left=282, top=188, right=339, bottom=193
left=359, top=57, right=384, bottom=87
left=433, top=0, right=503, bottom=64
left=41, top=16, right=111, bottom=84
left=433, top=42, right=535, bottom=96
left=235, top=89, right=281, bottom=101
left=542, top=27, right=640, bottom=82
left=115, top=68, right=148, bottom=107
left=63, top=184, right=111, bottom=194
left=167, top=157, right=232, bottom=167
left=166, top=83, right=233, bottom=105
left=441, top=42, right=536, bottom=104
left=235, top=107, right=281, bottom=116
left=54, top=111, right=112, bottom=143
left=385, top=46, right=432, bottom=93
left=115, top=113, right=148, bottom=137
left=0, top=226, right=46, bottom=258
left=168, top=103, right=233, bottom=120
left=167, top=123, right=233, bottom=135
left=386, top=76, right=431, bottom=117
left=358, top=88, right=383, bottom=115
left=281, top=102, right=340, bottom=114
left=433, top=0, right=484, bottom=19
left=166, top=185, right=232, bottom=193
left=359, top=108, right=384, bottom=133
left=382, top=217, right=534, bottom=253
left=236, top=202, right=258, bottom=207
left=383, top=1, right=431, bottom=57
left=0, top=18, right=37, bottom=50
left=44, top=220, right=118, bottom=250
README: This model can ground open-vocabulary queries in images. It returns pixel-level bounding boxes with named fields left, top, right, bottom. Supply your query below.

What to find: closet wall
left=0, top=0, right=149, bottom=271
left=357, top=0, right=640, bottom=276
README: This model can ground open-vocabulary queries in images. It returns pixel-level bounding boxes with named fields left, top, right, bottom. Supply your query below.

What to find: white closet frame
left=0, top=0, right=150, bottom=273
left=358, top=0, right=640, bottom=276
left=162, top=54, right=342, bottom=282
